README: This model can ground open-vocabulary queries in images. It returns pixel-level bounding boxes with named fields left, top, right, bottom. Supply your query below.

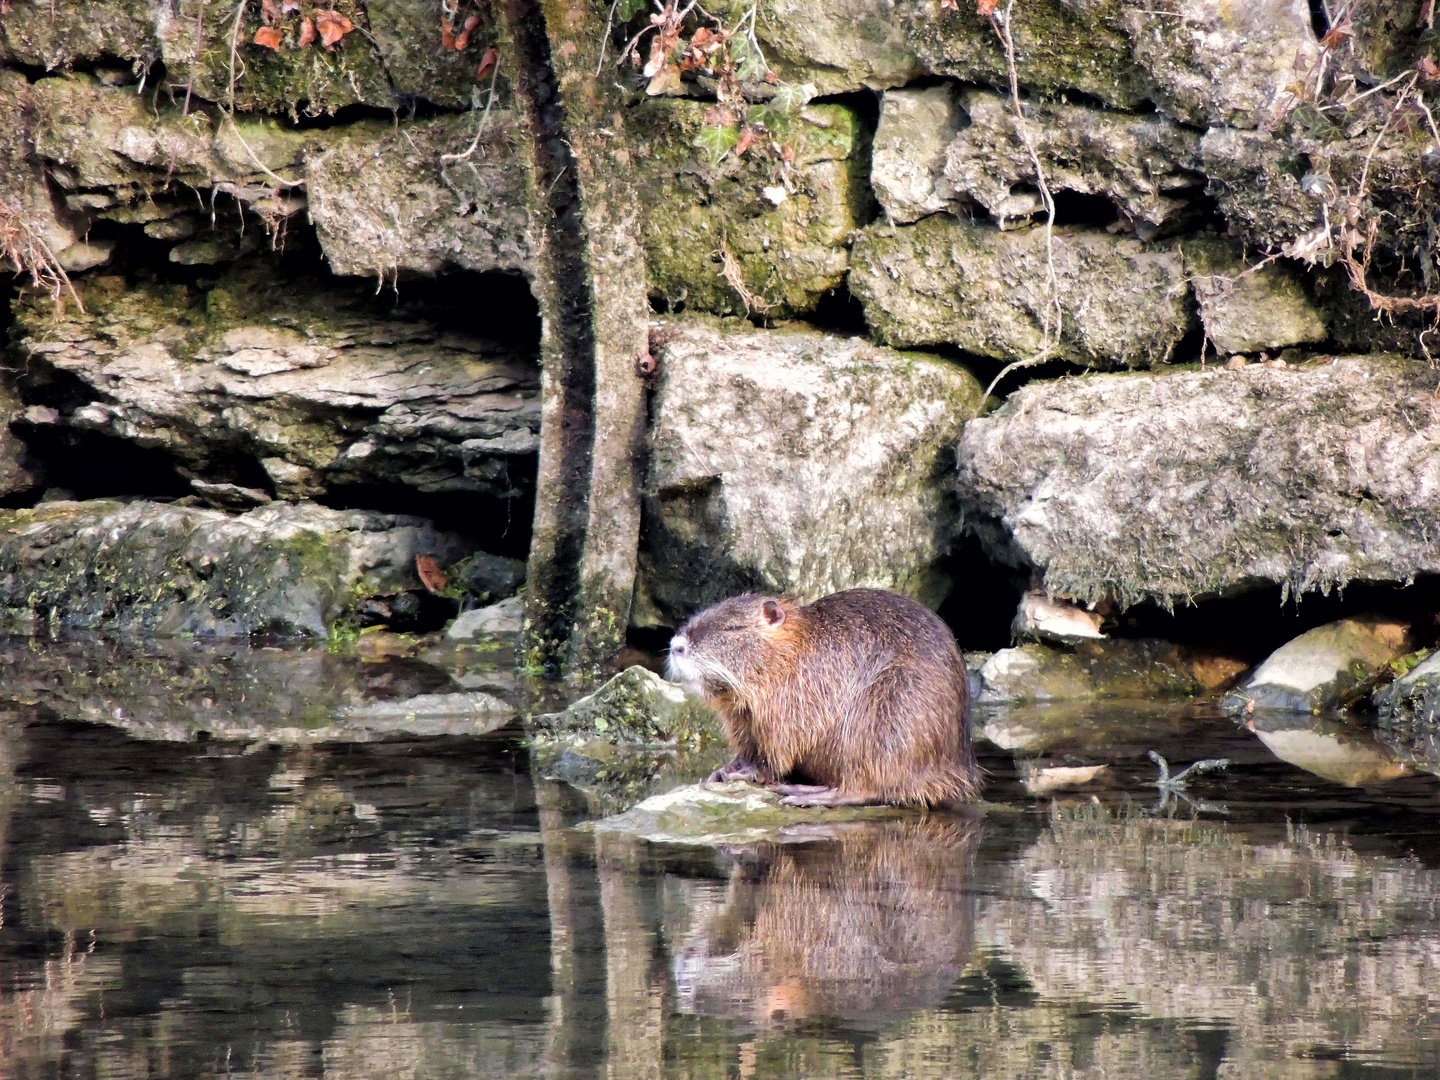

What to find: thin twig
left=596, top=0, right=622, bottom=76
left=440, top=55, right=503, bottom=165
left=975, top=0, right=1063, bottom=415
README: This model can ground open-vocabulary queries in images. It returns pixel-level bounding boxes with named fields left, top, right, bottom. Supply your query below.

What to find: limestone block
left=638, top=317, right=980, bottom=626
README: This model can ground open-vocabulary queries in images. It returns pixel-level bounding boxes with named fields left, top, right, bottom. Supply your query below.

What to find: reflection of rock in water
left=673, top=817, right=980, bottom=1027
left=1246, top=712, right=1410, bottom=786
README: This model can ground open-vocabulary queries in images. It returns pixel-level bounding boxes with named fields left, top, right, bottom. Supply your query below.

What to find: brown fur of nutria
left=665, top=589, right=980, bottom=808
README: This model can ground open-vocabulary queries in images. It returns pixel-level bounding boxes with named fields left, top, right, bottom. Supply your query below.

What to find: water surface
left=3, top=641, right=1440, bottom=1078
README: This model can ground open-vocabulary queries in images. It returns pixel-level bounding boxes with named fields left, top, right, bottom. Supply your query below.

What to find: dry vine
left=975, top=0, right=1063, bottom=414
left=0, top=198, right=83, bottom=314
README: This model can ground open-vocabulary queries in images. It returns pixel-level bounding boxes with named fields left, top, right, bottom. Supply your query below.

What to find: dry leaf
left=260, top=0, right=281, bottom=24
left=940, top=0, right=959, bottom=8
left=253, top=25, right=284, bottom=50
left=315, top=8, right=354, bottom=49
left=703, top=105, right=736, bottom=127
left=646, top=61, right=683, bottom=96
left=1421, top=56, right=1440, bottom=81
left=455, top=14, right=481, bottom=50
left=734, top=126, right=763, bottom=156
left=415, top=554, right=447, bottom=594
left=475, top=45, right=499, bottom=81
left=298, top=15, right=316, bottom=45
left=1318, top=25, right=1349, bottom=50
left=440, top=18, right=456, bottom=49
left=280, top=0, right=301, bottom=12
left=976, top=0, right=997, bottom=12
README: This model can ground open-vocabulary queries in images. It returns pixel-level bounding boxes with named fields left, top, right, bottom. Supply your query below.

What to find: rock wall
left=2, top=0, right=1439, bottom=654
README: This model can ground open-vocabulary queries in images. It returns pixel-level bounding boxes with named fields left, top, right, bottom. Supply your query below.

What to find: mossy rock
left=631, top=99, right=872, bottom=318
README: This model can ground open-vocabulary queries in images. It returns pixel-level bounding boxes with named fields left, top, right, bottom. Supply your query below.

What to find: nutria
left=665, top=588, right=980, bottom=808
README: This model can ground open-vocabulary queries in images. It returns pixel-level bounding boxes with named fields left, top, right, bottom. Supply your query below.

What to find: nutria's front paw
left=708, top=756, right=764, bottom=784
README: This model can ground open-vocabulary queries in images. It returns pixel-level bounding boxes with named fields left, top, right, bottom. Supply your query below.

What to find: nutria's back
left=667, top=588, right=979, bottom=808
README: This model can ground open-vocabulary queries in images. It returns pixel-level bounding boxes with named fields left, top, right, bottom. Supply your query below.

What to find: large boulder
left=957, top=355, right=1440, bottom=610
left=630, top=100, right=872, bottom=318
left=1222, top=617, right=1414, bottom=715
left=11, top=263, right=540, bottom=503
left=635, top=317, right=981, bottom=626
left=851, top=216, right=1193, bottom=369
left=0, top=499, right=471, bottom=636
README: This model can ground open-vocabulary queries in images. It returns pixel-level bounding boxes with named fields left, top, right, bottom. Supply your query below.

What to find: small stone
left=446, top=595, right=524, bottom=639
left=1227, top=355, right=1249, bottom=369
left=454, top=551, right=526, bottom=602
left=56, top=239, right=115, bottom=272
left=190, top=481, right=272, bottom=509
left=169, top=240, right=237, bottom=265
left=144, top=215, right=196, bottom=241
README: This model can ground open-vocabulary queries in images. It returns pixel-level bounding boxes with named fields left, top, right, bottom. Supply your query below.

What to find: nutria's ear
left=761, top=599, right=785, bottom=627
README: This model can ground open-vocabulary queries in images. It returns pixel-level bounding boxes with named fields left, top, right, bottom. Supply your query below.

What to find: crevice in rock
left=937, top=531, right=1028, bottom=653
left=1110, top=577, right=1440, bottom=665
left=1309, top=0, right=1331, bottom=40
left=319, top=482, right=535, bottom=559
left=17, top=427, right=193, bottom=502
left=802, top=280, right=870, bottom=337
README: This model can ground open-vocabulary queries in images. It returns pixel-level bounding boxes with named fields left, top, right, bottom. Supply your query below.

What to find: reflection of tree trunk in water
left=536, top=780, right=609, bottom=1078
left=596, top=832, right=664, bottom=1080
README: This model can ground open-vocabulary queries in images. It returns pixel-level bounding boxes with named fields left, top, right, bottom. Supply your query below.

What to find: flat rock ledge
left=958, top=355, right=1440, bottom=610
left=589, top=781, right=913, bottom=846
left=0, top=499, right=470, bottom=637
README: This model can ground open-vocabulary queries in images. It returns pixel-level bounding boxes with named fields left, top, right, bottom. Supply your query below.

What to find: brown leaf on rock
left=734, top=126, right=763, bottom=156
left=475, top=46, right=499, bottom=81
left=703, top=105, right=736, bottom=127
left=1420, top=56, right=1440, bottom=82
left=298, top=15, right=316, bottom=45
left=440, top=18, right=455, bottom=48
left=253, top=25, right=284, bottom=50
left=454, top=11, right=480, bottom=49
left=1318, top=25, right=1349, bottom=50
left=261, top=0, right=281, bottom=24
left=975, top=0, right=997, bottom=12
left=315, top=8, right=354, bottom=49
left=416, top=554, right=448, bottom=594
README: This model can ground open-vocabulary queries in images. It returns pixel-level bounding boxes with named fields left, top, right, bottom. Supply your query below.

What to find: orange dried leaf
left=454, top=27, right=472, bottom=49
left=253, top=25, right=284, bottom=50
left=734, top=126, right=763, bottom=156
left=975, top=0, right=997, bottom=12
left=475, top=45, right=499, bottom=81
left=440, top=18, right=456, bottom=48
left=315, top=8, right=354, bottom=49
left=416, top=554, right=447, bottom=594
left=1420, top=56, right=1440, bottom=81
left=298, top=15, right=316, bottom=45
left=1318, top=25, right=1349, bottom=50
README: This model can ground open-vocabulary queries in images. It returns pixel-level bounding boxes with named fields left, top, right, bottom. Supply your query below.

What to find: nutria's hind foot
left=777, top=787, right=880, bottom=808
left=768, top=783, right=830, bottom=797
left=708, top=755, right=766, bottom=784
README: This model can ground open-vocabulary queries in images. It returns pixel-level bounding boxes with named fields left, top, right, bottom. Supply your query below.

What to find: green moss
left=632, top=99, right=872, bottom=317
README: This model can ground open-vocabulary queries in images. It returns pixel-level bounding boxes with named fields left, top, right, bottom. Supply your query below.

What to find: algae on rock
left=0, top=499, right=472, bottom=636
left=631, top=99, right=872, bottom=318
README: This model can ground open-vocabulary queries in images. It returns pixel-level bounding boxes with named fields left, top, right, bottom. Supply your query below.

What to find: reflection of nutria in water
left=671, top=817, right=981, bottom=1027
left=666, top=590, right=980, bottom=808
